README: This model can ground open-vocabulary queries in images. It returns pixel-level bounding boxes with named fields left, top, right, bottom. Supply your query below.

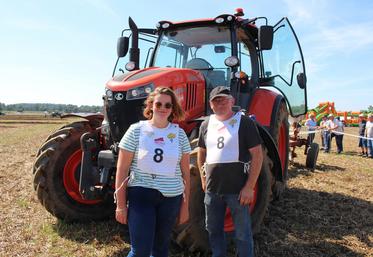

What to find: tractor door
left=260, top=18, right=307, bottom=117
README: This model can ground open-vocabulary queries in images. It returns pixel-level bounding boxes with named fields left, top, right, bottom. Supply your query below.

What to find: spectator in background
left=324, top=114, right=339, bottom=153
left=289, top=121, right=302, bottom=159
left=365, top=114, right=373, bottom=158
left=358, top=114, right=368, bottom=157
left=319, top=116, right=328, bottom=150
left=334, top=117, right=344, bottom=154
left=305, top=113, right=318, bottom=145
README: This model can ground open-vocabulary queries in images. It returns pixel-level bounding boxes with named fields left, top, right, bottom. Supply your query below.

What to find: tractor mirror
left=117, top=37, right=129, bottom=57
left=258, top=25, right=273, bottom=50
left=297, top=72, right=307, bottom=89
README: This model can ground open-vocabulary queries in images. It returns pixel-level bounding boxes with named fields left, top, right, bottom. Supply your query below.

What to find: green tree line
left=0, top=102, right=102, bottom=113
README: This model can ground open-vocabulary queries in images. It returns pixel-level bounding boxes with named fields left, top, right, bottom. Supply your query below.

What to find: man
left=334, top=116, right=344, bottom=154
left=365, top=114, right=373, bottom=158
left=305, top=113, right=318, bottom=146
left=197, top=86, right=263, bottom=257
left=358, top=114, right=368, bottom=157
left=319, top=115, right=328, bottom=150
left=324, top=114, right=339, bottom=153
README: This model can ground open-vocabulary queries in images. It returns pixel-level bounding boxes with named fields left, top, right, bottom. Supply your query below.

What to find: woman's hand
left=178, top=198, right=189, bottom=225
left=115, top=206, right=128, bottom=224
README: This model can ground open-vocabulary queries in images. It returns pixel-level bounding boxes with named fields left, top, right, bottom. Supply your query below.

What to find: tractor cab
left=113, top=10, right=307, bottom=122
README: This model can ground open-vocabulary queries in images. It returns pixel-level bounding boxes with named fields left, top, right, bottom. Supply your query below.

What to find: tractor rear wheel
left=172, top=152, right=272, bottom=254
left=33, top=121, right=114, bottom=221
left=270, top=102, right=289, bottom=199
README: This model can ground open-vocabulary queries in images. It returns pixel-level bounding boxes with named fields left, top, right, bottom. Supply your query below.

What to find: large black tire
left=270, top=101, right=289, bottom=199
left=306, top=142, right=319, bottom=170
left=172, top=151, right=209, bottom=253
left=172, top=152, right=272, bottom=253
left=251, top=157, right=272, bottom=234
left=33, top=121, right=114, bottom=221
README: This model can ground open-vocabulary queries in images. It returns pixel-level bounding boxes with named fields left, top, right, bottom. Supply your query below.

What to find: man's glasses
left=154, top=102, right=173, bottom=109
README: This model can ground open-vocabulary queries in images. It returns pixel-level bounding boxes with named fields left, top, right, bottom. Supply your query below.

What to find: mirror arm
left=274, top=24, right=285, bottom=34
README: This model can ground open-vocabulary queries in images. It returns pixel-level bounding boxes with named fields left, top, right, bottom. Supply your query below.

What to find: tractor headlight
left=105, top=89, right=113, bottom=100
left=100, top=120, right=110, bottom=135
left=215, top=17, right=225, bottom=24
left=125, top=61, right=136, bottom=71
left=126, top=83, right=154, bottom=100
left=224, top=56, right=240, bottom=67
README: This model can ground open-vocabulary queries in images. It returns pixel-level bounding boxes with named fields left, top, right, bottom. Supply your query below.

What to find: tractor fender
left=248, top=88, right=289, bottom=182
left=256, top=123, right=283, bottom=182
left=248, top=88, right=281, bottom=127
left=61, top=113, right=104, bottom=129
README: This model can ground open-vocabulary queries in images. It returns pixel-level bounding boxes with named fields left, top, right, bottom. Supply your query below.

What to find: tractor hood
left=106, top=67, right=205, bottom=92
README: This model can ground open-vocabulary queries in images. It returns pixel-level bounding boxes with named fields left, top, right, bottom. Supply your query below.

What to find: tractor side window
left=238, top=42, right=252, bottom=76
left=261, top=18, right=307, bottom=116
left=154, top=37, right=184, bottom=68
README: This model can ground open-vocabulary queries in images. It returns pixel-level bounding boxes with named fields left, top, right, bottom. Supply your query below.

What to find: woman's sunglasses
left=154, top=102, right=173, bottom=109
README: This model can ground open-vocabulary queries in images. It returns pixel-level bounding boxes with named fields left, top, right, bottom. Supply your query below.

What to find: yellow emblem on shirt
left=229, top=118, right=237, bottom=127
left=167, top=133, right=176, bottom=142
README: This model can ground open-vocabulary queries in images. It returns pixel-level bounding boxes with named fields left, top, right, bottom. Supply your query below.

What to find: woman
left=115, top=87, right=191, bottom=257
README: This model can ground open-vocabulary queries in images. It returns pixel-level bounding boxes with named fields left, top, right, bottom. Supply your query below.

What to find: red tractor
left=33, top=9, right=307, bottom=253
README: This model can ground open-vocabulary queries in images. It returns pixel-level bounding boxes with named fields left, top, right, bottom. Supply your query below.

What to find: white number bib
left=137, top=121, right=179, bottom=177
left=206, top=112, right=241, bottom=164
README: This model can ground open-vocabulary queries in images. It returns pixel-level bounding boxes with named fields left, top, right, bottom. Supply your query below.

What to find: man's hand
left=115, top=206, right=128, bottom=224
left=201, top=176, right=207, bottom=192
left=197, top=147, right=207, bottom=192
left=178, top=198, right=190, bottom=224
left=238, top=186, right=254, bottom=206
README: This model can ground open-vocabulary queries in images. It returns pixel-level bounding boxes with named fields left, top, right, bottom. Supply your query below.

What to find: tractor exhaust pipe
left=129, top=17, right=140, bottom=70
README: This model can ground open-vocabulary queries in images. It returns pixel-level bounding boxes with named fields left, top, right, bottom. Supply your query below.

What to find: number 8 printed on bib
left=137, top=121, right=179, bottom=177
left=206, top=112, right=241, bottom=164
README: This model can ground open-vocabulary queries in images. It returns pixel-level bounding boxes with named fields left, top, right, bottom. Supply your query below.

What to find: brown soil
left=0, top=123, right=372, bottom=257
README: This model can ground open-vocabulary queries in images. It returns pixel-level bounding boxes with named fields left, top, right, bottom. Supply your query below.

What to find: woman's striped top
left=118, top=121, right=191, bottom=197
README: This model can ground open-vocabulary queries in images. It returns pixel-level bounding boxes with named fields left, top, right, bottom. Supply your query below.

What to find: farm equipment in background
left=32, top=8, right=307, bottom=253
left=288, top=119, right=319, bottom=170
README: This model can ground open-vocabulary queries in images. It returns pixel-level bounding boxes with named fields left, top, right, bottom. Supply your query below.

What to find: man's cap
left=328, top=113, right=334, bottom=118
left=209, top=86, right=231, bottom=101
left=359, top=113, right=365, bottom=117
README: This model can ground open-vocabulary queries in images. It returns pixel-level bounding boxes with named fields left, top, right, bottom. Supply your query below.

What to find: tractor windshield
left=153, top=26, right=235, bottom=88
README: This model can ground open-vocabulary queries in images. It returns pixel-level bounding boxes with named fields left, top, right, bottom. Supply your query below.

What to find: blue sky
left=0, top=0, right=372, bottom=111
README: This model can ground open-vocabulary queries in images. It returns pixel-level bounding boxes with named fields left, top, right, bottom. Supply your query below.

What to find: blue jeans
left=127, top=187, right=182, bottom=257
left=367, top=138, right=373, bottom=157
left=204, top=192, right=254, bottom=257
left=323, top=131, right=331, bottom=152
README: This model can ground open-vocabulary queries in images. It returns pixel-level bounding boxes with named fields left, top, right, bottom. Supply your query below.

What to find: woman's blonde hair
left=143, top=87, right=185, bottom=122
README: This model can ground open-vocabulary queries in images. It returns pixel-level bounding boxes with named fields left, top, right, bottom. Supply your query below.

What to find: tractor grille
left=185, top=83, right=197, bottom=111
left=105, top=91, right=145, bottom=143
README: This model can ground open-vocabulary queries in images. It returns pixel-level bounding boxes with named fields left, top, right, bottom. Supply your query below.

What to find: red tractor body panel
left=106, top=67, right=206, bottom=133
left=248, top=88, right=278, bottom=126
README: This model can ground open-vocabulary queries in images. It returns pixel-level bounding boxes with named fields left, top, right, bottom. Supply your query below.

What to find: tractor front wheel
left=33, top=121, right=114, bottom=221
